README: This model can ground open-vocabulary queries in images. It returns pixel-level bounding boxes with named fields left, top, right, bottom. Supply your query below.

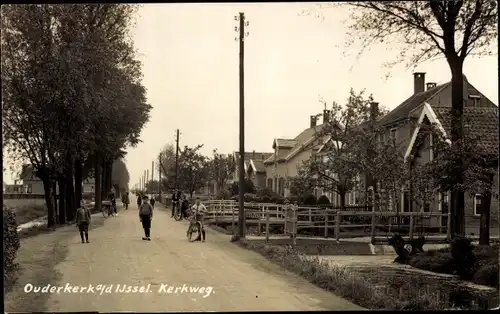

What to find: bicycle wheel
left=102, top=206, right=108, bottom=218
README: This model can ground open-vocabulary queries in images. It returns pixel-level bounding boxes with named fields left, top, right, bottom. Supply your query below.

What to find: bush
left=3, top=207, right=21, bottom=272
left=409, top=242, right=499, bottom=288
left=472, top=264, right=499, bottom=288
left=303, top=194, right=317, bottom=205
left=317, top=195, right=331, bottom=205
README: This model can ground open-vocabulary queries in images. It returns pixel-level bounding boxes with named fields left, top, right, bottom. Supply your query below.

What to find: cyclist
left=171, top=189, right=180, bottom=218
left=191, top=197, right=207, bottom=242
left=109, top=189, right=117, bottom=216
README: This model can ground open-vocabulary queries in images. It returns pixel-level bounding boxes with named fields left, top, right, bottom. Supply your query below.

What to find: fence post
left=370, top=211, right=376, bottom=243
left=324, top=211, right=328, bottom=238
left=265, top=209, right=270, bottom=243
left=309, top=208, right=312, bottom=223
left=388, top=214, right=392, bottom=233
left=446, top=212, right=451, bottom=240
left=231, top=203, right=235, bottom=234
left=292, top=207, right=297, bottom=246
left=409, top=212, right=414, bottom=240
left=335, top=211, right=340, bottom=242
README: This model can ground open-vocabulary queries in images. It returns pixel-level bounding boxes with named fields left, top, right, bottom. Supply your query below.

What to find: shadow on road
left=4, top=216, right=107, bottom=312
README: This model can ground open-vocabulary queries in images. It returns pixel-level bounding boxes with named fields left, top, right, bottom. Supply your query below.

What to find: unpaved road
left=7, top=198, right=364, bottom=312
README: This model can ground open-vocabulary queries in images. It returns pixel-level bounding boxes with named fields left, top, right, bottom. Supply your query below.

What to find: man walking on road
left=76, top=200, right=91, bottom=243
left=122, top=191, right=130, bottom=210
left=136, top=192, right=142, bottom=208
left=139, top=195, right=154, bottom=241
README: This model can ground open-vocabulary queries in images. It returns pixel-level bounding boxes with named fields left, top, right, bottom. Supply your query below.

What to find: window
left=469, top=95, right=480, bottom=107
left=390, top=128, right=397, bottom=144
left=438, top=191, right=449, bottom=212
left=474, top=194, right=482, bottom=216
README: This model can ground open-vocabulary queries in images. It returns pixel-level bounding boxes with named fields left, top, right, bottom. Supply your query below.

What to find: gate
left=284, top=204, right=297, bottom=244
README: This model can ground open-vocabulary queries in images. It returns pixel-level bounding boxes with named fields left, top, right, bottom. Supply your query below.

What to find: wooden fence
left=204, top=200, right=452, bottom=244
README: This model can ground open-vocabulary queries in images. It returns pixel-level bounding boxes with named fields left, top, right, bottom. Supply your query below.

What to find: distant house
left=231, top=151, right=273, bottom=190
left=366, top=72, right=498, bottom=227
left=264, top=110, right=336, bottom=199
left=18, top=164, right=97, bottom=197
left=4, top=181, right=24, bottom=194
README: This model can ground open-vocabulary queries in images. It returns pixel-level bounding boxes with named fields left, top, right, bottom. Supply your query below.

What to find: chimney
left=426, top=82, right=437, bottom=90
left=323, top=110, right=331, bottom=124
left=370, top=102, right=379, bottom=122
left=413, top=72, right=426, bottom=94
left=310, top=115, right=317, bottom=128
left=252, top=150, right=255, bottom=160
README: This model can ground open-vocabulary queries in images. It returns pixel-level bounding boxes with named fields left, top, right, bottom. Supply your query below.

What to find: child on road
left=139, top=196, right=154, bottom=241
left=76, top=200, right=91, bottom=243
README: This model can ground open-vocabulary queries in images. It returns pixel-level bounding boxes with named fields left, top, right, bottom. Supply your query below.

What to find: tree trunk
left=65, top=168, right=76, bottom=222
left=57, top=177, right=66, bottom=225
left=41, top=175, right=56, bottom=229
left=339, top=190, right=346, bottom=210
left=75, top=158, right=83, bottom=208
left=479, top=191, right=492, bottom=246
left=101, top=160, right=108, bottom=200
left=448, top=59, right=466, bottom=238
left=52, top=181, right=58, bottom=224
left=105, top=160, right=113, bottom=193
left=94, top=153, right=102, bottom=213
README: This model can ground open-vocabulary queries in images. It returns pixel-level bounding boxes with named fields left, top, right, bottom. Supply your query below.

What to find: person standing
left=109, top=189, right=117, bottom=216
left=191, top=197, right=207, bottom=242
left=171, top=189, right=180, bottom=217
left=122, top=191, right=130, bottom=210
left=150, top=195, right=156, bottom=208
left=139, top=195, right=154, bottom=241
left=76, top=200, right=91, bottom=243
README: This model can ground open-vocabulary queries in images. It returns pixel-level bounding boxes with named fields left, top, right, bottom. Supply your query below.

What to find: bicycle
left=186, top=214, right=203, bottom=242
left=101, top=200, right=115, bottom=218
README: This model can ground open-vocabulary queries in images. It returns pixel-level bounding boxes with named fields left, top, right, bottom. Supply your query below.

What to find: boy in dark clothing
left=76, top=200, right=91, bottom=243
left=139, top=196, right=154, bottom=241
left=122, top=191, right=130, bottom=210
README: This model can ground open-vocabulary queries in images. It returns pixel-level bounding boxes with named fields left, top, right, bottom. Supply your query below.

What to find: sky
left=3, top=3, right=498, bottom=186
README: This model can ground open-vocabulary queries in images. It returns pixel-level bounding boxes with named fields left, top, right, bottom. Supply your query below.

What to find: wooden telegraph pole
left=175, top=129, right=180, bottom=190
left=158, top=154, right=162, bottom=202
left=235, top=12, right=249, bottom=239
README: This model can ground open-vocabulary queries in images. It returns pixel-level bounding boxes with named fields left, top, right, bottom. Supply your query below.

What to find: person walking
left=139, top=195, right=154, bottom=241
left=76, top=200, right=91, bottom=243
left=136, top=192, right=142, bottom=208
left=150, top=195, right=156, bottom=208
left=122, top=191, right=130, bottom=210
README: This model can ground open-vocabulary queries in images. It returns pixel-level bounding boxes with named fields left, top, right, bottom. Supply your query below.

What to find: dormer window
left=469, top=95, right=480, bottom=107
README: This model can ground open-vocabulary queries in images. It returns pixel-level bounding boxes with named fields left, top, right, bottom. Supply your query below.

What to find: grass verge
left=13, top=204, right=47, bottom=225
left=233, top=238, right=446, bottom=310
left=409, top=244, right=499, bottom=288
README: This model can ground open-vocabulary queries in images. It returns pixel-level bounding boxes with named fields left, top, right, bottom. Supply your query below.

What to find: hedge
left=4, top=206, right=21, bottom=272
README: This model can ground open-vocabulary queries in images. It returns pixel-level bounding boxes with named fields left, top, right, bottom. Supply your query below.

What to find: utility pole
left=146, top=169, right=149, bottom=193
left=158, top=154, right=162, bottom=202
left=175, top=129, right=180, bottom=190
left=151, top=161, right=154, bottom=194
left=143, top=170, right=146, bottom=192
left=235, top=12, right=249, bottom=239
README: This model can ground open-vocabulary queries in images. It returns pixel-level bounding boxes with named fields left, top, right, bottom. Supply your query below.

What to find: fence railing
left=204, top=200, right=451, bottom=244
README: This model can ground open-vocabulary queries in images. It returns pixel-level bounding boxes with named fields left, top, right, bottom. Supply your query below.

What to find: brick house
left=370, top=72, right=498, bottom=229
left=264, top=111, right=338, bottom=199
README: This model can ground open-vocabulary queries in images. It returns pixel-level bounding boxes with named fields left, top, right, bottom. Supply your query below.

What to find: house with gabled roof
left=373, top=72, right=498, bottom=230
left=264, top=110, right=340, bottom=199
left=231, top=151, right=273, bottom=189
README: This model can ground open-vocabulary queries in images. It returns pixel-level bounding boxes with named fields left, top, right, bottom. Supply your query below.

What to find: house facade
left=19, top=164, right=96, bottom=197
left=231, top=151, right=273, bottom=190
left=264, top=110, right=344, bottom=202
left=370, top=72, right=499, bottom=228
